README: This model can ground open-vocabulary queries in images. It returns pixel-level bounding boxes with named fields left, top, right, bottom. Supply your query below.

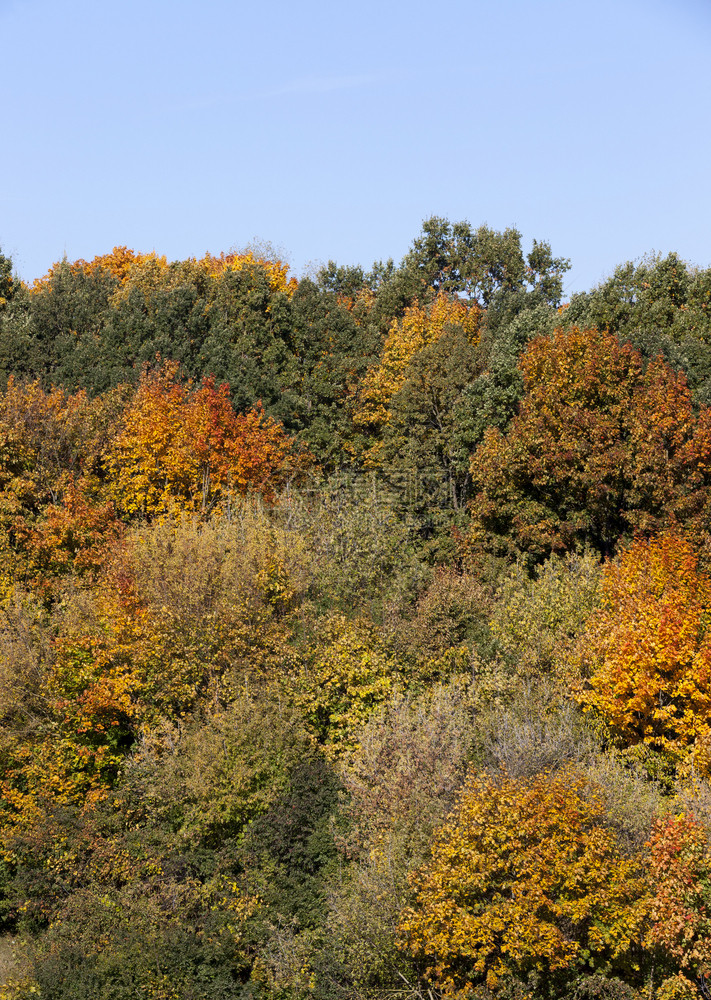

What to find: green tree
left=0, top=246, right=15, bottom=308
left=563, top=253, right=711, bottom=405
left=379, top=326, right=482, bottom=552
left=402, top=217, right=570, bottom=308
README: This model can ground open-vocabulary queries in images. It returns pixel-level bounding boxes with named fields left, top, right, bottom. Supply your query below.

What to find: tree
left=106, top=361, right=304, bottom=517
left=319, top=682, right=475, bottom=999
left=469, top=326, right=708, bottom=561
left=646, top=813, right=711, bottom=992
left=0, top=377, right=124, bottom=597
left=399, top=767, right=648, bottom=997
left=19, top=256, right=121, bottom=389
left=565, top=253, right=711, bottom=346
left=289, top=612, right=401, bottom=756
left=377, top=327, right=482, bottom=550
left=490, top=548, right=602, bottom=680
left=402, top=217, right=570, bottom=308
left=563, top=253, right=711, bottom=407
left=357, top=293, right=480, bottom=431
left=577, top=533, right=711, bottom=772
left=8, top=696, right=327, bottom=999
left=0, top=247, right=15, bottom=308
left=282, top=277, right=378, bottom=464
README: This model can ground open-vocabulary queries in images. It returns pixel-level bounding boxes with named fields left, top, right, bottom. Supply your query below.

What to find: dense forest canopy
left=1, top=221, right=711, bottom=999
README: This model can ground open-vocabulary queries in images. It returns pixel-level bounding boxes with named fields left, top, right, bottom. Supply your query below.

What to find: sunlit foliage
left=399, top=768, right=648, bottom=997
left=106, top=361, right=303, bottom=516
left=578, top=533, right=711, bottom=773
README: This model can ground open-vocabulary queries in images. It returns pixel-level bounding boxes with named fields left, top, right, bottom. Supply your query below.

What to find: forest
left=1, top=218, right=711, bottom=999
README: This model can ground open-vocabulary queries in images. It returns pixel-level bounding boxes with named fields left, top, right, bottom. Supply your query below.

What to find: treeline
left=0, top=221, right=711, bottom=999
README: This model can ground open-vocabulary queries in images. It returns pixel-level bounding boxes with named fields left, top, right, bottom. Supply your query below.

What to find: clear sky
left=1, top=0, right=709, bottom=295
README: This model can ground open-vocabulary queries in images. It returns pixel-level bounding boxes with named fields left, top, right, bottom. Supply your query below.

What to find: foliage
left=578, top=533, right=711, bottom=772
left=339, top=681, right=475, bottom=862
left=288, top=612, right=402, bottom=756
left=27, top=876, right=257, bottom=1000
left=377, top=327, right=482, bottom=549
left=284, top=277, right=378, bottom=464
left=401, top=217, right=570, bottom=308
left=357, top=293, right=480, bottom=431
left=476, top=687, right=597, bottom=780
left=565, top=253, right=711, bottom=345
left=385, top=566, right=493, bottom=672
left=319, top=682, right=475, bottom=999
left=106, top=361, right=304, bottom=516
left=276, top=475, right=426, bottom=619
left=490, top=549, right=602, bottom=679
left=646, top=813, right=711, bottom=982
left=399, top=767, right=649, bottom=997
left=3, top=695, right=338, bottom=997
left=4, top=230, right=711, bottom=1000
left=469, top=326, right=711, bottom=561
left=0, top=377, right=126, bottom=596
left=0, top=249, right=16, bottom=309
left=65, top=506, right=308, bottom=723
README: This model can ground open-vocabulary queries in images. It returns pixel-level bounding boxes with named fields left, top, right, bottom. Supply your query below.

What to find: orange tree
left=646, top=813, right=711, bottom=994
left=398, top=767, right=649, bottom=998
left=578, top=533, right=711, bottom=773
left=0, top=377, right=125, bottom=598
left=106, top=361, right=305, bottom=517
left=468, top=326, right=709, bottom=562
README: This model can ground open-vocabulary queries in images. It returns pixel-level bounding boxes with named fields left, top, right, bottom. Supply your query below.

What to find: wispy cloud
left=260, top=73, right=380, bottom=98
left=159, top=73, right=381, bottom=115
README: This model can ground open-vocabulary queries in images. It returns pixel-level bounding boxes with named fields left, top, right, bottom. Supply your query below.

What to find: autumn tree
left=469, top=326, right=711, bottom=561
left=106, top=361, right=303, bottom=517
left=646, top=813, right=711, bottom=995
left=0, top=377, right=125, bottom=596
left=560, top=253, right=711, bottom=412
left=288, top=612, right=402, bottom=756
left=577, top=533, right=711, bottom=773
left=399, top=767, right=649, bottom=998
left=14, top=478, right=123, bottom=599
left=358, top=293, right=480, bottom=429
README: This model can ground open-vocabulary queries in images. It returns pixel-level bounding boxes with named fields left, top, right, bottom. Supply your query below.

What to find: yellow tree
left=197, top=250, right=298, bottom=298
left=399, top=767, right=648, bottom=997
left=357, top=293, right=480, bottom=430
left=578, top=532, right=711, bottom=770
left=289, top=613, right=401, bottom=757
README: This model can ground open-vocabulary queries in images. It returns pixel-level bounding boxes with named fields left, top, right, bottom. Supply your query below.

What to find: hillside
left=1, top=220, right=711, bottom=999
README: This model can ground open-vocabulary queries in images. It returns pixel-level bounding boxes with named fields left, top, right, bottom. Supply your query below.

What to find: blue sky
left=1, top=0, right=709, bottom=295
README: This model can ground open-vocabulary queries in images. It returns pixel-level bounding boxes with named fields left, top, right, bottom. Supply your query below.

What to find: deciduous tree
left=106, top=362, right=303, bottom=516
left=578, top=533, right=711, bottom=771
left=399, top=768, right=648, bottom=997
left=469, top=327, right=708, bottom=561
